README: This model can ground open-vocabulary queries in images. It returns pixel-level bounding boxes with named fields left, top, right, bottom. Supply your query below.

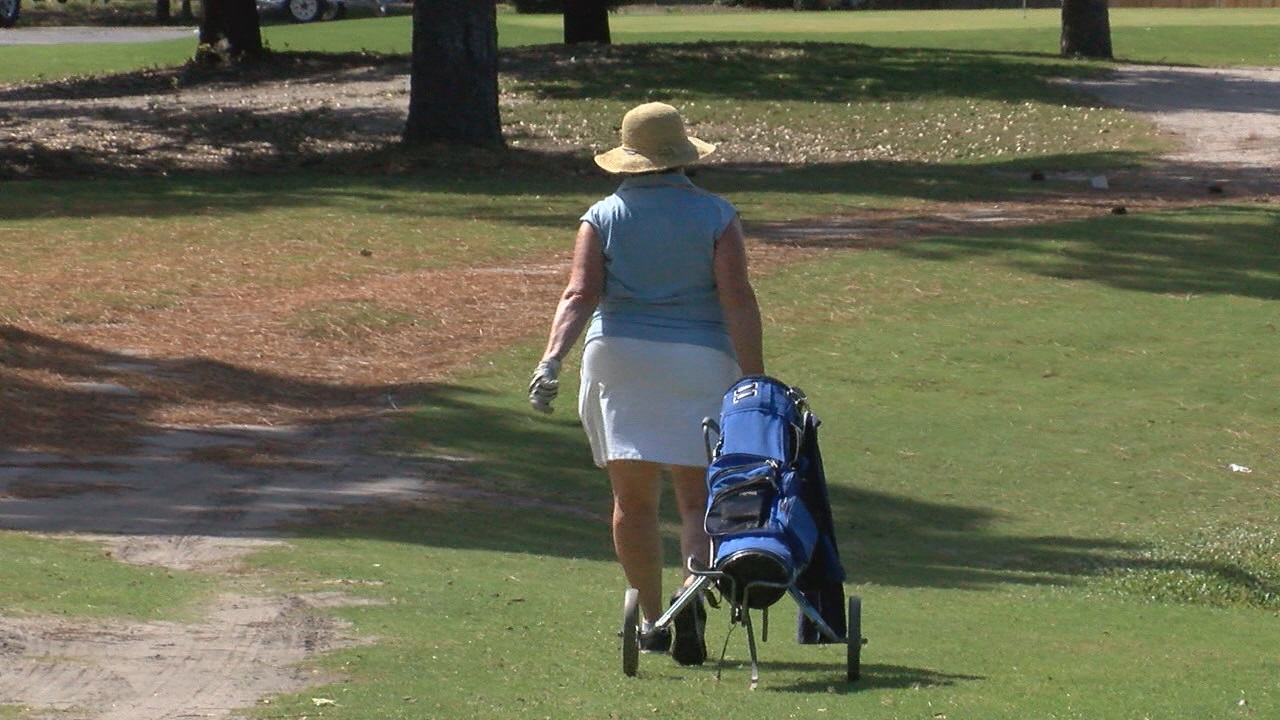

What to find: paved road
left=0, top=25, right=196, bottom=45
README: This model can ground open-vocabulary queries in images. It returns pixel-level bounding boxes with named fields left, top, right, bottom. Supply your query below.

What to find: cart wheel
left=622, top=588, right=640, bottom=677
left=846, top=595, right=862, bottom=682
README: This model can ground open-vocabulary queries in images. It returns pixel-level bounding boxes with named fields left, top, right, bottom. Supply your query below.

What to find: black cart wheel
left=846, top=595, right=862, bottom=682
left=622, top=587, right=640, bottom=677
left=0, top=0, right=21, bottom=28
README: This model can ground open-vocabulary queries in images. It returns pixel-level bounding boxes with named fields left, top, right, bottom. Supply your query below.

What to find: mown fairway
left=3, top=8, right=1280, bottom=82
left=2, top=8, right=1277, bottom=720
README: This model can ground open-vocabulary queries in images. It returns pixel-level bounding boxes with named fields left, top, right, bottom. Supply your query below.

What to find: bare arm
left=541, top=222, right=605, bottom=363
left=714, top=217, right=764, bottom=376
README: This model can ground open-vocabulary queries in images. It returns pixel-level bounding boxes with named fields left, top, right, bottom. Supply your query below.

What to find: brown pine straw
left=3, top=191, right=1268, bottom=457
left=1, top=261, right=568, bottom=454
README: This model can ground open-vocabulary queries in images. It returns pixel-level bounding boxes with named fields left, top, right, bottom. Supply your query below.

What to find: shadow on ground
left=0, top=42, right=1251, bottom=188
left=887, top=202, right=1280, bottom=301
left=3, top=323, right=1275, bottom=606
left=769, top=662, right=986, bottom=694
left=0, top=324, right=435, bottom=454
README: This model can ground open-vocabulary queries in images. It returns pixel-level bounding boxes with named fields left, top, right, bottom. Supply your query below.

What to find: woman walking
left=528, top=102, right=764, bottom=666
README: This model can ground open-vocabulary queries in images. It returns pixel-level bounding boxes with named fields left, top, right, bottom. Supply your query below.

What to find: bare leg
left=670, top=464, right=710, bottom=585
left=669, top=463, right=711, bottom=666
left=608, top=459, right=664, bottom=623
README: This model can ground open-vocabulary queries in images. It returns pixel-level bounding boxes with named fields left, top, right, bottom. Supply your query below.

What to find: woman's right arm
left=541, top=221, right=605, bottom=364
left=713, top=217, right=765, bottom=376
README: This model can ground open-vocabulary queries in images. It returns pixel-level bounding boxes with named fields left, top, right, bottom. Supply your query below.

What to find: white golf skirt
left=579, top=336, right=740, bottom=468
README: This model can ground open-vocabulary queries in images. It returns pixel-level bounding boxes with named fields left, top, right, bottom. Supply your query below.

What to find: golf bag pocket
left=704, top=458, right=779, bottom=536
left=705, top=459, right=820, bottom=609
left=771, top=493, right=819, bottom=567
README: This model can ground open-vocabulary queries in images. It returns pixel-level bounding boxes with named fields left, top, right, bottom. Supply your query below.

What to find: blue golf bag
left=703, top=376, right=848, bottom=641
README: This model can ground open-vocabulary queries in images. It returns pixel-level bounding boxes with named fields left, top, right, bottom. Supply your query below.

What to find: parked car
left=1, top=0, right=20, bottom=29
left=257, top=0, right=386, bottom=23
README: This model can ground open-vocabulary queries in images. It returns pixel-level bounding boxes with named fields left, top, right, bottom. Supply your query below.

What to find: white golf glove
left=528, top=358, right=561, bottom=414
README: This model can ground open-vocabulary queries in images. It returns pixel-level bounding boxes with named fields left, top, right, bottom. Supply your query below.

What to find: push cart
left=618, top=376, right=866, bottom=687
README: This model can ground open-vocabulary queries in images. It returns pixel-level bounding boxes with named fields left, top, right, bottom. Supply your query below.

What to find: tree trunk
left=564, top=0, right=610, bottom=45
left=1061, top=0, right=1113, bottom=59
left=156, top=0, right=171, bottom=22
left=197, top=0, right=265, bottom=62
left=404, top=0, right=503, bottom=148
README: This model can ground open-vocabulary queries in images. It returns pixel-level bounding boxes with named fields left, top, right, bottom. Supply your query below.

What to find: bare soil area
left=1, top=54, right=1278, bottom=720
left=1062, top=64, right=1280, bottom=170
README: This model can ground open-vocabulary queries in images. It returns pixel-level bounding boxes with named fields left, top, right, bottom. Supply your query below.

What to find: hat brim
left=593, top=137, right=716, bottom=175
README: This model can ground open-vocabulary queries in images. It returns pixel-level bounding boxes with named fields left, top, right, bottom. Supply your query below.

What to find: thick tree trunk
left=156, top=0, right=171, bottom=22
left=564, top=0, right=610, bottom=45
left=197, top=0, right=265, bottom=62
left=404, top=0, right=503, bottom=148
left=1061, top=0, right=1113, bottom=59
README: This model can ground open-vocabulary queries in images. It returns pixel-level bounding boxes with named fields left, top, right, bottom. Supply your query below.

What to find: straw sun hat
left=593, top=102, right=716, bottom=175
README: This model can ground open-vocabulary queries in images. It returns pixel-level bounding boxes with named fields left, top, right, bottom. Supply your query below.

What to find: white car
left=257, top=0, right=387, bottom=24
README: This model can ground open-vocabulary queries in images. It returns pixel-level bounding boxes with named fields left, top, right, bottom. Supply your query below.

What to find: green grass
left=2, top=9, right=1278, bottom=720
left=240, top=513, right=1277, bottom=720
left=0, top=38, right=195, bottom=84
left=227, top=200, right=1280, bottom=720
left=761, top=205, right=1280, bottom=601
left=0, top=532, right=212, bottom=619
left=341, top=204, right=1280, bottom=611
left=275, top=8, right=1280, bottom=66
left=3, top=8, right=1280, bottom=84
left=588, top=8, right=1280, bottom=66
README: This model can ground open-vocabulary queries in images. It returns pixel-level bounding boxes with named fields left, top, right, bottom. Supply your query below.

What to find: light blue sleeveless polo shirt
left=580, top=171, right=739, bottom=358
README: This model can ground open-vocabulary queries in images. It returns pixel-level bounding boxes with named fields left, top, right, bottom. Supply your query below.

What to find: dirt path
left=2, top=63, right=1279, bottom=720
left=0, top=592, right=370, bottom=720
left=1063, top=64, right=1280, bottom=171
left=0, top=26, right=196, bottom=45
left=0, top=421, right=426, bottom=720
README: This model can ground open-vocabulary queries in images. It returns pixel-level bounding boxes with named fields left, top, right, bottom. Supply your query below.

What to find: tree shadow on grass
left=885, top=203, right=1280, bottom=301
left=0, top=149, right=1247, bottom=230
left=0, top=41, right=1161, bottom=196
left=0, top=323, right=615, bottom=553
left=0, top=324, right=435, bottom=454
left=764, top=662, right=985, bottom=694
left=828, top=485, right=1185, bottom=594
left=3, top=325, right=1274, bottom=604
left=1063, top=64, right=1280, bottom=116
left=289, top=380, right=1280, bottom=604
left=502, top=42, right=1106, bottom=107
left=5, top=42, right=1272, bottom=224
